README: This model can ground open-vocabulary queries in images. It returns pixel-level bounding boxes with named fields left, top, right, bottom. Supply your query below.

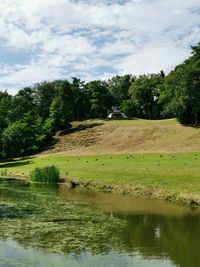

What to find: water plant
left=30, top=165, right=60, bottom=183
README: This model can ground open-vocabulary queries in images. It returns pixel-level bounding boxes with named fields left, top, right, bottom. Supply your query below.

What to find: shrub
left=0, top=169, right=8, bottom=177
left=30, top=165, right=60, bottom=183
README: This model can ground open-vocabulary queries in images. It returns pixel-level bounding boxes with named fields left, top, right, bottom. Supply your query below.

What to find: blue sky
left=0, top=0, right=199, bottom=94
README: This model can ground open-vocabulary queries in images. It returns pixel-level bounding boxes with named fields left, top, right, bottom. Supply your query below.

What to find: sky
left=0, top=0, right=199, bottom=94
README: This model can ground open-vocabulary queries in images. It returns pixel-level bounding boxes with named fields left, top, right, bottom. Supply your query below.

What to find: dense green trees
left=0, top=91, right=12, bottom=133
left=49, top=81, right=74, bottom=132
left=128, top=73, right=165, bottom=119
left=85, top=80, right=114, bottom=118
left=160, top=44, right=200, bottom=124
left=9, top=87, right=35, bottom=122
left=0, top=43, right=199, bottom=159
left=1, top=113, right=49, bottom=157
left=108, top=74, right=134, bottom=105
left=34, top=81, right=56, bottom=119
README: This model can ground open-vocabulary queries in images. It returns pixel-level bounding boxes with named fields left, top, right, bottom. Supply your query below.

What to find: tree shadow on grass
left=59, top=122, right=104, bottom=136
left=39, top=137, right=57, bottom=152
left=0, top=160, right=33, bottom=169
left=183, top=124, right=200, bottom=129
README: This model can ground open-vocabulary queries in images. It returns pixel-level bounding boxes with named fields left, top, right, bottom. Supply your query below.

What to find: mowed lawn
left=1, top=152, right=200, bottom=197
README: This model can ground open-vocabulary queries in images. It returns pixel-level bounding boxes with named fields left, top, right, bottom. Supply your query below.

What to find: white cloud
left=117, top=39, right=190, bottom=75
left=0, top=0, right=199, bottom=94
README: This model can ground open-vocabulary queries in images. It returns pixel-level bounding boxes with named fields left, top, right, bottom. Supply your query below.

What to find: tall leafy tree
left=108, top=74, right=134, bottom=105
left=161, top=43, right=200, bottom=125
left=0, top=91, right=12, bottom=133
left=71, top=77, right=87, bottom=120
left=9, top=87, right=35, bottom=122
left=85, top=80, right=114, bottom=118
left=34, top=81, right=56, bottom=119
left=129, top=73, right=165, bottom=119
left=50, top=80, right=74, bottom=131
left=1, top=112, right=49, bottom=158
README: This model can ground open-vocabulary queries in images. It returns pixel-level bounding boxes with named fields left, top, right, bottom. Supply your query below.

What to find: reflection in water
left=117, top=213, right=200, bottom=267
left=0, top=182, right=199, bottom=267
left=0, top=239, right=176, bottom=267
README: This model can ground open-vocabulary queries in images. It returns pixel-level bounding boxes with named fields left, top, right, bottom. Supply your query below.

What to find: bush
left=30, top=165, right=60, bottom=183
left=0, top=169, right=8, bottom=177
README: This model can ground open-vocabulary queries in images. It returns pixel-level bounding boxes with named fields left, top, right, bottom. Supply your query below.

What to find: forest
left=0, top=43, right=199, bottom=159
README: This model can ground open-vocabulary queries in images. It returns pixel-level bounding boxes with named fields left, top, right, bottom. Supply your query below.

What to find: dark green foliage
left=128, top=73, right=165, bottom=119
left=108, top=74, right=134, bottom=105
left=0, top=91, right=12, bottom=134
left=49, top=80, right=74, bottom=132
left=120, top=99, right=138, bottom=118
left=1, top=113, right=50, bottom=158
left=71, top=77, right=88, bottom=120
left=1, top=120, right=28, bottom=157
left=34, top=81, right=56, bottom=119
left=161, top=43, right=200, bottom=125
left=9, top=87, right=36, bottom=122
left=49, top=96, right=68, bottom=132
left=85, top=80, right=114, bottom=118
left=0, top=88, right=53, bottom=159
left=30, top=165, right=60, bottom=183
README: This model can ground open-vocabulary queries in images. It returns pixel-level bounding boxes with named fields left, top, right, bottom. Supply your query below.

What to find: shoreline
left=70, top=178, right=200, bottom=207
left=1, top=175, right=199, bottom=208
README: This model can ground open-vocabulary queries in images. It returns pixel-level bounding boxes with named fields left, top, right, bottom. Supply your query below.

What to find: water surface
left=0, top=181, right=199, bottom=267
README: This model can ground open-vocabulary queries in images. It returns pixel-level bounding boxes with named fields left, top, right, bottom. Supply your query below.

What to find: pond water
left=0, top=181, right=200, bottom=267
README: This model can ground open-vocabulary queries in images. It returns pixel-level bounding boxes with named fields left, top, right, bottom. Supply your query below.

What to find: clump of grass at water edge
left=30, top=165, right=60, bottom=183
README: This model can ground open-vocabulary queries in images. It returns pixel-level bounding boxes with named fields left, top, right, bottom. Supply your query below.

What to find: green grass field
left=1, top=152, right=200, bottom=201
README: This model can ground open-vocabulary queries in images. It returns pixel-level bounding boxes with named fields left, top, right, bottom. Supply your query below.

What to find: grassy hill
left=45, top=118, right=200, bottom=155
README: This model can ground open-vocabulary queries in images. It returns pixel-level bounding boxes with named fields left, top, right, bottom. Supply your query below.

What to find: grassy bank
left=44, top=118, right=200, bottom=155
left=1, top=152, right=200, bottom=205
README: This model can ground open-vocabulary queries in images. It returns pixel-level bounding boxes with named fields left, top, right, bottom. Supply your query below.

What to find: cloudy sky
left=0, top=0, right=199, bottom=94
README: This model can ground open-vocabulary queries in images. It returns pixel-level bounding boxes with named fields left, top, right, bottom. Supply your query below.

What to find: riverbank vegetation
left=30, top=165, right=60, bottom=183
left=0, top=43, right=200, bottom=159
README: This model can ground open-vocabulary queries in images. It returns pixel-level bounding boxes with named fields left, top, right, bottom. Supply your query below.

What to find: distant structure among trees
left=107, top=107, right=128, bottom=119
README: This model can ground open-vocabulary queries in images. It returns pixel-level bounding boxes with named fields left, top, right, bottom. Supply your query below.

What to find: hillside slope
left=44, top=119, right=200, bottom=155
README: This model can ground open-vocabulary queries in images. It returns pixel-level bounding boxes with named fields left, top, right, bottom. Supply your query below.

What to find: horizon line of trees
left=0, top=43, right=199, bottom=159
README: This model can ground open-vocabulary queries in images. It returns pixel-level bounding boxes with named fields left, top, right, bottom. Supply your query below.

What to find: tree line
left=0, top=43, right=199, bottom=159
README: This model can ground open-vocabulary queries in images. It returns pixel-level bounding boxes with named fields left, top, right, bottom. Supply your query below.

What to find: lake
left=0, top=181, right=200, bottom=267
